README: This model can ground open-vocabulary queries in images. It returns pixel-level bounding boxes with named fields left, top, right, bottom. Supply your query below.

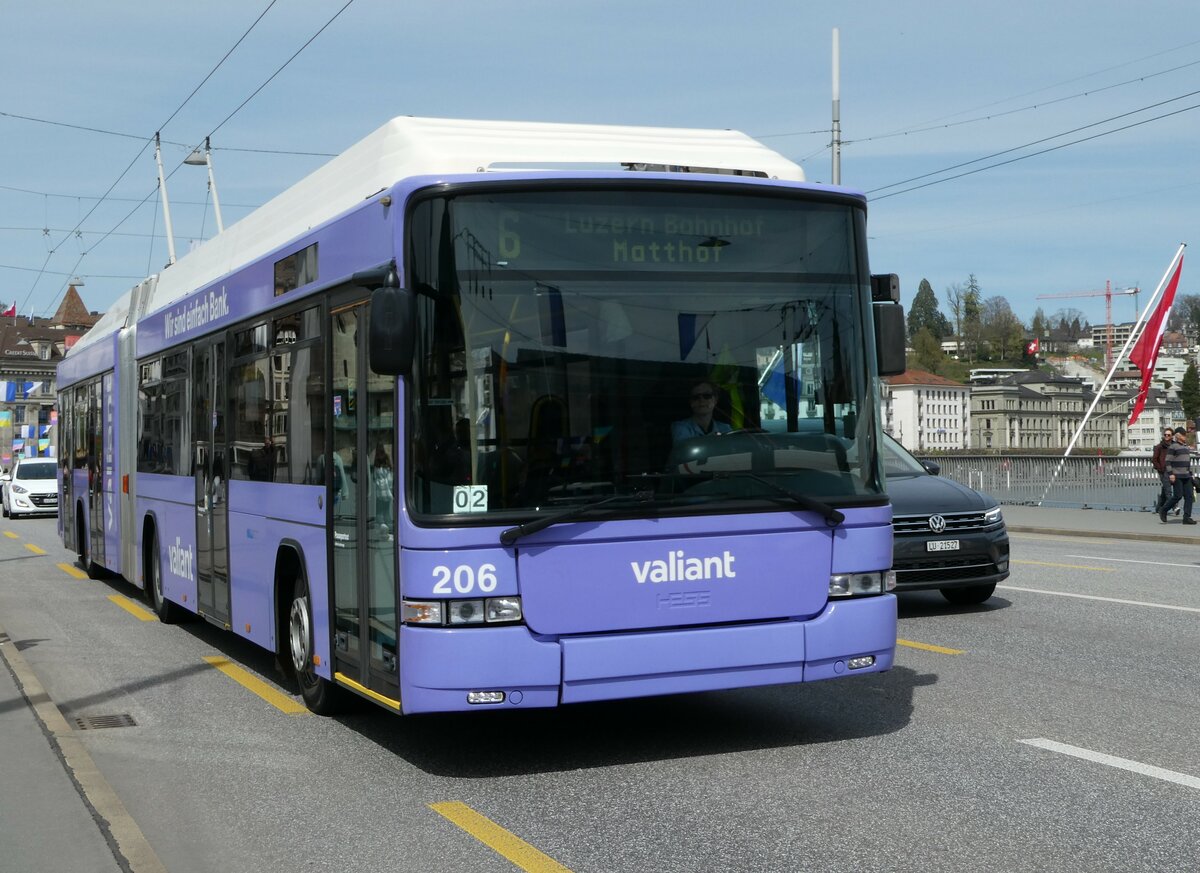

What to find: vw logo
left=928, top=515, right=947, bottom=533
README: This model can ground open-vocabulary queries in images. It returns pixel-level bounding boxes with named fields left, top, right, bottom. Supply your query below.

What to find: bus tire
left=146, top=528, right=186, bottom=624
left=77, top=511, right=104, bottom=580
left=289, top=575, right=346, bottom=715
left=940, top=583, right=996, bottom=606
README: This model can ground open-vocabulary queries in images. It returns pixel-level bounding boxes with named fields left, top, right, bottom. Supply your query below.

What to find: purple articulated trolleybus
left=57, top=117, right=907, bottom=715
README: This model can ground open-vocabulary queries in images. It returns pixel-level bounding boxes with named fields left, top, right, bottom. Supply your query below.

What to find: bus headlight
left=403, top=596, right=524, bottom=626
left=486, top=597, right=522, bottom=623
left=448, top=600, right=485, bottom=625
left=829, top=572, right=886, bottom=598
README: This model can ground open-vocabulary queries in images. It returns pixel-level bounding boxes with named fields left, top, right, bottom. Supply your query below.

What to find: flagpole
left=1036, top=243, right=1186, bottom=506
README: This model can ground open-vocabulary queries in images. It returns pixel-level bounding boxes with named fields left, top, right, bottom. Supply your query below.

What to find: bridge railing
left=915, top=454, right=1166, bottom=510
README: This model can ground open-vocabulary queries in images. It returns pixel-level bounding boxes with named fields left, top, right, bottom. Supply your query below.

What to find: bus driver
left=671, top=380, right=731, bottom=444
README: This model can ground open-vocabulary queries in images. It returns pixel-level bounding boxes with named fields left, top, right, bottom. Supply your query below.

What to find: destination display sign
left=452, top=193, right=851, bottom=275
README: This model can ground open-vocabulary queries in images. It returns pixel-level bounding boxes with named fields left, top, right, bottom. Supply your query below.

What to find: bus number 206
left=431, top=563, right=498, bottom=594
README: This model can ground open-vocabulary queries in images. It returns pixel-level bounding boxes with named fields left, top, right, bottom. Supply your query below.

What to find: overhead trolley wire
left=25, top=0, right=281, bottom=317
left=845, top=57, right=1200, bottom=146
left=864, top=36, right=1200, bottom=138
left=198, top=0, right=354, bottom=143
left=869, top=97, right=1200, bottom=201
left=0, top=109, right=335, bottom=158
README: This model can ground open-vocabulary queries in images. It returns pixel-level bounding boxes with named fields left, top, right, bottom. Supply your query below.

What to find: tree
left=1182, top=363, right=1200, bottom=424
left=981, top=296, right=1026, bottom=361
left=1031, top=307, right=1047, bottom=341
left=1051, top=308, right=1087, bottom=339
left=913, top=327, right=943, bottom=373
left=962, top=274, right=983, bottom=362
left=908, top=279, right=951, bottom=340
left=945, top=283, right=965, bottom=358
left=1172, top=293, right=1200, bottom=341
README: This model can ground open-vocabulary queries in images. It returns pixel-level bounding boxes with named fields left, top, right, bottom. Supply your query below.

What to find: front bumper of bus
left=398, top=594, right=896, bottom=714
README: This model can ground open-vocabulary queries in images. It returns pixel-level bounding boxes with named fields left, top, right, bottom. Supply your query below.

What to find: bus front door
left=328, top=299, right=399, bottom=703
left=194, top=339, right=230, bottom=626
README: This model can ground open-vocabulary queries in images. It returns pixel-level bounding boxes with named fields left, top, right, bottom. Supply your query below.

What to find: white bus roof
left=141, top=117, right=806, bottom=318
left=67, top=288, right=132, bottom=354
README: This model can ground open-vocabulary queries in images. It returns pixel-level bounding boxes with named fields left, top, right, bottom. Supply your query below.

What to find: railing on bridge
left=917, top=454, right=1166, bottom=511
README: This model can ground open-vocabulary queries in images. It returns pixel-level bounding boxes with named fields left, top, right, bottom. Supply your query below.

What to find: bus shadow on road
left=342, top=665, right=934, bottom=778
left=72, top=571, right=936, bottom=778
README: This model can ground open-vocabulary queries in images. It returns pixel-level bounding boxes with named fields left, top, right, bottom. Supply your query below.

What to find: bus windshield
left=406, top=186, right=883, bottom=520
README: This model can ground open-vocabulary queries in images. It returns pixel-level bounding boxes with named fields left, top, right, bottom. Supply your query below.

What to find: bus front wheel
left=288, top=576, right=346, bottom=715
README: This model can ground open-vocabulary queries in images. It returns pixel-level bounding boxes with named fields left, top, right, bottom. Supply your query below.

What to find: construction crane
left=1036, top=280, right=1139, bottom=371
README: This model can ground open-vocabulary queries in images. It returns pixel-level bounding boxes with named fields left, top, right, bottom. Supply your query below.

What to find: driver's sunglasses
left=691, top=392, right=714, bottom=401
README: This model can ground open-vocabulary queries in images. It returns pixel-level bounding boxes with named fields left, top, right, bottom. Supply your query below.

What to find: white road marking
left=1064, top=554, right=1200, bottom=569
left=1009, top=533, right=1117, bottom=545
left=1020, top=739, right=1200, bottom=790
left=998, top=585, right=1200, bottom=613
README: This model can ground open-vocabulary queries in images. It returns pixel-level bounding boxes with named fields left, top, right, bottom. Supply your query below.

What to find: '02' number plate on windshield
left=926, top=539, right=960, bottom=552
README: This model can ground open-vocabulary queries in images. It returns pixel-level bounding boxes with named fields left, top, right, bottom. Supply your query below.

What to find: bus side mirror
left=874, top=301, right=906, bottom=377
left=369, top=284, right=416, bottom=376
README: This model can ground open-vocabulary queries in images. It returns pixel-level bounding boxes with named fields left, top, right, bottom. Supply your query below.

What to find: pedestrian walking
left=1158, top=427, right=1195, bottom=524
left=1152, top=427, right=1174, bottom=513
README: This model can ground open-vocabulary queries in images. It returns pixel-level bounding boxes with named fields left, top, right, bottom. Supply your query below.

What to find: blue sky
left=3, top=1, right=1198, bottom=329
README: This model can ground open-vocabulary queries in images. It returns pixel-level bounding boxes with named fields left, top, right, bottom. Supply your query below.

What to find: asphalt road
left=1, top=517, right=1197, bottom=873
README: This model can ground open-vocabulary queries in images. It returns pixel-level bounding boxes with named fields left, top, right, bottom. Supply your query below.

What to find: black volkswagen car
left=883, top=433, right=1009, bottom=604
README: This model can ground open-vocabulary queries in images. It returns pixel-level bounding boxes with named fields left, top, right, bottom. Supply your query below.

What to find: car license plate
left=926, top=539, right=960, bottom=552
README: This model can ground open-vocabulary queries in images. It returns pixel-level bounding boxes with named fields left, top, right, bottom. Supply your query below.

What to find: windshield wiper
left=643, top=470, right=844, bottom=528
left=721, top=471, right=844, bottom=527
left=499, top=491, right=655, bottom=546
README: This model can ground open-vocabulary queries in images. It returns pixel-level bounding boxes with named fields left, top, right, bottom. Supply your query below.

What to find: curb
left=1006, top=524, right=1200, bottom=545
left=0, top=621, right=167, bottom=873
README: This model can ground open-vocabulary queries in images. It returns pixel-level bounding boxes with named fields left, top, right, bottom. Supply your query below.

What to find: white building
left=1151, top=354, right=1190, bottom=395
left=880, top=370, right=971, bottom=452
left=1126, top=389, right=1185, bottom=455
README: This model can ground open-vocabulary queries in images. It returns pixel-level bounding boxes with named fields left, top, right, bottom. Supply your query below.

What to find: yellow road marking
left=24, top=543, right=46, bottom=555
left=202, top=656, right=309, bottom=715
left=58, top=562, right=88, bottom=579
left=1013, top=559, right=1117, bottom=572
left=430, top=801, right=573, bottom=873
left=898, top=638, right=966, bottom=655
left=107, top=594, right=157, bottom=621
left=3, top=530, right=17, bottom=539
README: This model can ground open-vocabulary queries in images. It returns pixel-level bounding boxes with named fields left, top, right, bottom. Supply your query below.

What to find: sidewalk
left=1001, top=503, right=1200, bottom=544
left=0, top=625, right=126, bottom=873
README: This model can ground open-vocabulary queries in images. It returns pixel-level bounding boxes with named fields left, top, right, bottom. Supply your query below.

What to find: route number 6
left=432, top=563, right=498, bottom=595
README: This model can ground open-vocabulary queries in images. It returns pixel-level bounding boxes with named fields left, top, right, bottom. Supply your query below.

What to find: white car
left=3, top=458, right=59, bottom=518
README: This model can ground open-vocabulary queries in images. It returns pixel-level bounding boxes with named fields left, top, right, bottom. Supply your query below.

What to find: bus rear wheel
left=288, top=576, right=346, bottom=715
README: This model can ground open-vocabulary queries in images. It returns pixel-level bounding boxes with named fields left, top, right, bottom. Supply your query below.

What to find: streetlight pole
left=831, top=27, right=841, bottom=186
